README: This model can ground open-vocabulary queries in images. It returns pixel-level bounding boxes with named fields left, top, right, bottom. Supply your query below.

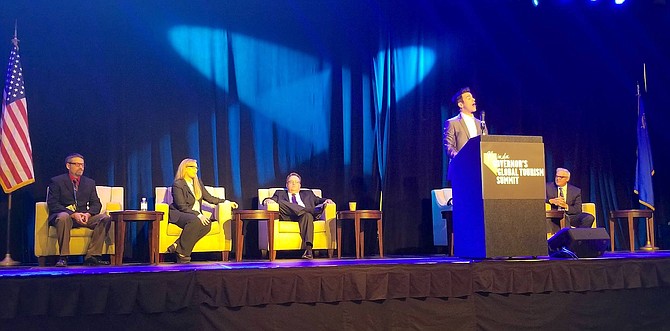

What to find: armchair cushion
left=34, top=186, right=122, bottom=258
left=258, top=188, right=336, bottom=252
left=155, top=186, right=232, bottom=255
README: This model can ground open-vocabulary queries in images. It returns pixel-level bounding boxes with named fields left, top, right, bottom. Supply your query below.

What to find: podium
left=449, top=135, right=547, bottom=258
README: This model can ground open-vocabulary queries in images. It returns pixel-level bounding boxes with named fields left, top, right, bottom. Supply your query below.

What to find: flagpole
left=0, top=193, right=20, bottom=265
left=639, top=64, right=657, bottom=251
left=0, top=23, right=25, bottom=266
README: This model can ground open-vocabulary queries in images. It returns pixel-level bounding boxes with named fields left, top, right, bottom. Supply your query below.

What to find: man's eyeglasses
left=186, top=165, right=198, bottom=169
left=555, top=175, right=568, bottom=179
left=68, top=162, right=85, bottom=167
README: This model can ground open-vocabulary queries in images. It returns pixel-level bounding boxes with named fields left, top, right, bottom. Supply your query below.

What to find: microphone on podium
left=480, top=111, right=487, bottom=135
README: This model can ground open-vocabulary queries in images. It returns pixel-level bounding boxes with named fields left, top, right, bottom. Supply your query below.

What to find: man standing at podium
left=443, top=87, right=488, bottom=159
left=545, top=168, right=595, bottom=232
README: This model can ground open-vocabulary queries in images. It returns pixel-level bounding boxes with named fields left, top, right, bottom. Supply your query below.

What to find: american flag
left=0, top=38, right=33, bottom=193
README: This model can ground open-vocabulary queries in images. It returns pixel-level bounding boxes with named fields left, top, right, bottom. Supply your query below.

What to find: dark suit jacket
left=169, top=178, right=226, bottom=221
left=545, top=182, right=583, bottom=216
left=267, top=189, right=327, bottom=218
left=443, top=113, right=487, bottom=159
left=47, top=173, right=102, bottom=224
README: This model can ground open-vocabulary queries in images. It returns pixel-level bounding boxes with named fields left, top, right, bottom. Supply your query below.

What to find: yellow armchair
left=155, top=186, right=233, bottom=261
left=258, top=188, right=336, bottom=260
left=34, top=186, right=122, bottom=266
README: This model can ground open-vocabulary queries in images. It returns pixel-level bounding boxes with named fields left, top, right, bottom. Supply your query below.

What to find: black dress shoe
left=85, top=256, right=110, bottom=266
left=55, top=257, right=68, bottom=267
left=176, top=253, right=191, bottom=264
left=167, top=243, right=190, bottom=263
left=302, top=249, right=313, bottom=260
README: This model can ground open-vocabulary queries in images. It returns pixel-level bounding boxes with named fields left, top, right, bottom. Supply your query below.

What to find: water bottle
left=140, top=197, right=148, bottom=211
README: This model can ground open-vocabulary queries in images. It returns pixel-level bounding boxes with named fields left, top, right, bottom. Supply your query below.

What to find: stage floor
left=0, top=250, right=669, bottom=277
left=2, top=252, right=670, bottom=330
left=2, top=250, right=670, bottom=277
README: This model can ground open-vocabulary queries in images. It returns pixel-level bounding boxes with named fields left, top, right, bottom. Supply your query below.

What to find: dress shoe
left=302, top=249, right=313, bottom=260
left=167, top=243, right=190, bottom=263
left=84, top=256, right=111, bottom=266
left=55, top=257, right=68, bottom=267
left=176, top=253, right=191, bottom=264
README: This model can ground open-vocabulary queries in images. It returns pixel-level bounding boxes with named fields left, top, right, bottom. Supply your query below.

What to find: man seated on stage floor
left=545, top=167, right=595, bottom=233
left=47, top=153, right=112, bottom=267
left=262, top=172, right=334, bottom=259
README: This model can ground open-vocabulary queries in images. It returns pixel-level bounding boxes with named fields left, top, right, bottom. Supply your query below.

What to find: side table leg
left=236, top=215, right=243, bottom=262
left=115, top=220, right=125, bottom=266
left=268, top=217, right=275, bottom=262
left=650, top=216, right=656, bottom=248
left=377, top=217, right=383, bottom=258
left=609, top=218, right=615, bottom=252
left=628, top=215, right=635, bottom=252
left=337, top=219, right=342, bottom=259
left=151, top=216, right=159, bottom=264
left=354, top=215, right=361, bottom=259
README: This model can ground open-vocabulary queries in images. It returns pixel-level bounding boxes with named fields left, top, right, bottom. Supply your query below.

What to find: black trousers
left=50, top=212, right=111, bottom=257
left=277, top=200, right=318, bottom=248
left=547, top=212, right=596, bottom=233
left=169, top=210, right=211, bottom=256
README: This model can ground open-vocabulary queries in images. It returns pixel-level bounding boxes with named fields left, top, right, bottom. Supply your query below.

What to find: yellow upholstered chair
left=546, top=202, right=597, bottom=238
left=155, top=186, right=233, bottom=261
left=34, top=186, right=122, bottom=266
left=582, top=203, right=597, bottom=228
left=258, top=188, right=336, bottom=260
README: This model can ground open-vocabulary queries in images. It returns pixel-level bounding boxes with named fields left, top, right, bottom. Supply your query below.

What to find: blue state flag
left=634, top=94, right=654, bottom=210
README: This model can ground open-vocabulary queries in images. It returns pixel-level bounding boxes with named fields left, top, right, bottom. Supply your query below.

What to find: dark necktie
left=291, top=193, right=298, bottom=204
left=559, top=187, right=564, bottom=198
left=73, top=180, right=79, bottom=203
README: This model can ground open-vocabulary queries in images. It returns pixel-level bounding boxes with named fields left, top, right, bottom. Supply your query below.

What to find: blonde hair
left=175, top=158, right=202, bottom=200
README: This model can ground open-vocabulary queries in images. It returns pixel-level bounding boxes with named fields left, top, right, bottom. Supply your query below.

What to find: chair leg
left=38, top=256, right=47, bottom=267
left=271, top=250, right=277, bottom=261
left=222, top=251, right=229, bottom=262
left=327, top=249, right=334, bottom=258
left=159, top=253, right=166, bottom=263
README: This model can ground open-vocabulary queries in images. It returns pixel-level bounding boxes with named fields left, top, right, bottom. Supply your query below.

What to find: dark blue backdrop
left=0, top=0, right=668, bottom=262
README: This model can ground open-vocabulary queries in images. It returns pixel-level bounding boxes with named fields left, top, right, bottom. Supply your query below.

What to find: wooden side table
left=546, top=210, right=568, bottom=233
left=609, top=209, right=654, bottom=252
left=336, top=210, right=383, bottom=258
left=233, top=210, right=278, bottom=261
left=109, top=210, right=163, bottom=265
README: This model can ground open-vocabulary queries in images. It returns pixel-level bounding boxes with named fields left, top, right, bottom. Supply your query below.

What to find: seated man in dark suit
left=262, top=172, right=334, bottom=259
left=545, top=167, right=595, bottom=233
left=47, top=153, right=112, bottom=267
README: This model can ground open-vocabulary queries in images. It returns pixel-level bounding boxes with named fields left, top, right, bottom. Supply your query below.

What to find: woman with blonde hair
left=167, top=158, right=238, bottom=263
